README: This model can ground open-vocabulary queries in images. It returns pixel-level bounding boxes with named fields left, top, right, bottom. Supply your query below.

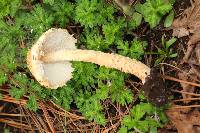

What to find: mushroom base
left=142, top=68, right=168, bottom=107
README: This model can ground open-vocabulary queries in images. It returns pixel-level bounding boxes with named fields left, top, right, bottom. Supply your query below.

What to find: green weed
left=119, top=102, right=168, bottom=133
left=135, top=0, right=174, bottom=28
left=155, top=36, right=177, bottom=65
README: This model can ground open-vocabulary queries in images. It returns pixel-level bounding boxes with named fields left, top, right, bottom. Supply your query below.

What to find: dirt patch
left=142, top=68, right=168, bottom=106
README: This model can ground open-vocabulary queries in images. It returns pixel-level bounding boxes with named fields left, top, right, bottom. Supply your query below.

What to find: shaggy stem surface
left=42, top=49, right=150, bottom=83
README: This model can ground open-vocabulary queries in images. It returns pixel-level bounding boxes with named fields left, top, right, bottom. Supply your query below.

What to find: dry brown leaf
left=177, top=68, right=198, bottom=102
left=173, top=0, right=200, bottom=45
left=172, top=28, right=190, bottom=38
left=172, top=0, right=200, bottom=66
left=173, top=0, right=200, bottom=76
left=166, top=107, right=200, bottom=133
left=170, top=2, right=200, bottom=132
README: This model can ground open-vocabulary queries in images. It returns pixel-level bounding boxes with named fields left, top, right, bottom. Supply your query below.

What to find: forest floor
left=0, top=0, right=200, bottom=133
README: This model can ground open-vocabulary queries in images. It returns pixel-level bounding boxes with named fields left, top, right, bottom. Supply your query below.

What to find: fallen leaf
left=166, top=107, right=200, bottom=133
left=173, top=0, right=200, bottom=44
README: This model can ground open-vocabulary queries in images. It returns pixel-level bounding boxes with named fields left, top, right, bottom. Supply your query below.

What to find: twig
left=20, top=106, right=35, bottom=132
left=172, top=90, right=200, bottom=96
left=0, top=113, right=26, bottom=117
left=2, top=95, right=27, bottom=105
left=102, top=121, right=121, bottom=133
left=160, top=63, right=200, bottom=82
left=39, top=102, right=56, bottom=133
left=173, top=97, right=200, bottom=102
left=163, top=75, right=200, bottom=87
left=160, top=63, right=182, bottom=72
left=0, top=118, right=32, bottom=130
left=169, top=105, right=200, bottom=109
left=24, top=109, right=45, bottom=133
left=49, top=101, right=85, bottom=119
left=37, top=115, right=50, bottom=133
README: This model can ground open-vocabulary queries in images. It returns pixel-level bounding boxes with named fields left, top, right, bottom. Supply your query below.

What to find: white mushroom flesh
left=27, top=28, right=77, bottom=89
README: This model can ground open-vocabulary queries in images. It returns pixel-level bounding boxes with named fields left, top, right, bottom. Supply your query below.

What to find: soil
left=142, top=68, right=168, bottom=107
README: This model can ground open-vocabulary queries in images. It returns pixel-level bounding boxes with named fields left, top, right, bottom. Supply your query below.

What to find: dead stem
left=49, top=101, right=85, bottom=119
left=19, top=106, right=35, bottom=132
left=102, top=121, right=121, bottom=133
left=0, top=118, right=32, bottom=130
left=169, top=105, right=200, bottom=109
left=24, top=109, right=45, bottom=133
left=160, top=63, right=182, bottom=72
left=0, top=113, right=26, bottom=117
left=2, top=95, right=27, bottom=105
left=172, top=90, right=200, bottom=96
left=164, top=75, right=200, bottom=87
left=39, top=102, right=56, bottom=133
left=173, top=97, right=200, bottom=102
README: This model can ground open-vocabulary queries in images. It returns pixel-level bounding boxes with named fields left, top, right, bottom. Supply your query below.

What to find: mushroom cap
left=27, top=28, right=77, bottom=89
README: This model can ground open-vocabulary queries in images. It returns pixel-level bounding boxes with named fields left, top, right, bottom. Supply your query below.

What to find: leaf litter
left=167, top=0, right=200, bottom=132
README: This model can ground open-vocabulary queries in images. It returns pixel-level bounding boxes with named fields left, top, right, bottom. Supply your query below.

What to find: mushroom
left=27, top=28, right=167, bottom=106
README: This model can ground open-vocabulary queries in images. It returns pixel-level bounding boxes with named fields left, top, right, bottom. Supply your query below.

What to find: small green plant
left=114, top=0, right=143, bottom=29
left=50, top=0, right=74, bottom=27
left=97, top=67, right=133, bottom=105
left=155, top=36, right=177, bottom=64
left=81, top=18, right=126, bottom=51
left=164, top=10, right=175, bottom=27
left=9, top=73, right=27, bottom=99
left=117, top=39, right=147, bottom=60
left=135, top=0, right=174, bottom=28
left=0, top=92, right=2, bottom=100
left=119, top=102, right=168, bottom=133
left=26, top=95, right=38, bottom=111
left=102, top=18, right=125, bottom=45
left=72, top=62, right=98, bottom=88
left=53, top=85, right=74, bottom=110
left=75, top=90, right=106, bottom=125
left=3, top=128, right=11, bottom=133
left=0, top=0, right=22, bottom=18
left=73, top=66, right=133, bottom=125
left=43, top=0, right=55, bottom=5
left=75, top=0, right=116, bottom=28
left=127, top=12, right=143, bottom=30
left=24, top=4, right=54, bottom=36
left=81, top=28, right=110, bottom=51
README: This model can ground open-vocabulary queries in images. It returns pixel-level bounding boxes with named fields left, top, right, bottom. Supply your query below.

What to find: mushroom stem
left=41, top=49, right=150, bottom=83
